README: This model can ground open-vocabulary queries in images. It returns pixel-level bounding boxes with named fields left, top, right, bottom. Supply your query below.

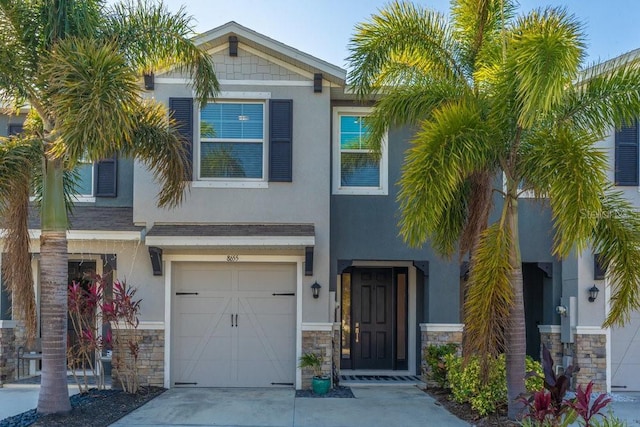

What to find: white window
left=75, top=158, right=94, bottom=196
left=332, top=107, right=388, bottom=195
left=197, top=101, right=266, bottom=184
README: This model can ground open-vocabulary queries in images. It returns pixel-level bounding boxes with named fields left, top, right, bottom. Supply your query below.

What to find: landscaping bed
left=425, top=387, right=519, bottom=427
left=0, top=386, right=165, bottom=427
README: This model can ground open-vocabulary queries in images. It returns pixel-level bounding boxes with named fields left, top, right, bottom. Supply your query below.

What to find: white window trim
left=332, top=107, right=388, bottom=195
left=501, top=172, right=538, bottom=199
left=196, top=97, right=268, bottom=186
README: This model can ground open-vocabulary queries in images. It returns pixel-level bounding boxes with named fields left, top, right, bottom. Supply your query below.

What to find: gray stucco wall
left=134, top=49, right=331, bottom=322
left=330, top=104, right=562, bottom=324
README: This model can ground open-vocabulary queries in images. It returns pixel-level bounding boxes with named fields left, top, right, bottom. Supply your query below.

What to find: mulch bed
left=295, top=385, right=355, bottom=398
left=0, top=386, right=165, bottom=427
left=424, top=387, right=519, bottom=427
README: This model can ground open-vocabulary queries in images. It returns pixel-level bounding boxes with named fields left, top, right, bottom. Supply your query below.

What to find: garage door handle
left=176, top=292, right=199, bottom=295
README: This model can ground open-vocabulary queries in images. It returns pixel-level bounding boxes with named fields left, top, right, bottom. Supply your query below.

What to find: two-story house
left=1, top=22, right=638, bottom=394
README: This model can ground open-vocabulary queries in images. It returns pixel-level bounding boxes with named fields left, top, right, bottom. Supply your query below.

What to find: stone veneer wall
left=111, top=328, right=164, bottom=389
left=301, top=329, right=333, bottom=389
left=539, top=326, right=562, bottom=372
left=0, top=323, right=16, bottom=386
left=420, top=324, right=464, bottom=385
left=573, top=332, right=607, bottom=392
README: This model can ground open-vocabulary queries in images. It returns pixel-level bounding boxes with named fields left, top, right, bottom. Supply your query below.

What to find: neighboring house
left=0, top=22, right=637, bottom=394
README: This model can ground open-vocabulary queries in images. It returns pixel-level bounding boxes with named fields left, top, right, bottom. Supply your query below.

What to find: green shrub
left=444, top=353, right=544, bottom=416
left=423, top=343, right=458, bottom=388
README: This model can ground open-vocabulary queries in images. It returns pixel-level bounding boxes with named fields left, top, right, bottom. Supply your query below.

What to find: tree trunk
left=505, top=193, right=526, bottom=420
left=37, top=159, right=71, bottom=414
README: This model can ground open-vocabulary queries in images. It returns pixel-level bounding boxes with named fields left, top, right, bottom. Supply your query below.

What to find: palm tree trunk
left=37, top=159, right=71, bottom=414
left=505, top=193, right=526, bottom=420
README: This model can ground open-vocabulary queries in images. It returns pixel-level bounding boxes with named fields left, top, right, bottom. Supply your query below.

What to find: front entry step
left=339, top=374, right=424, bottom=387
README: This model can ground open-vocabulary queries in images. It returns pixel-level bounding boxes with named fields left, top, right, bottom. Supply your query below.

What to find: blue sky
left=127, top=1, right=640, bottom=70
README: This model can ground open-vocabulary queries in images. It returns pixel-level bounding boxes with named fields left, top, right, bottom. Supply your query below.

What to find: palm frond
left=105, top=0, right=219, bottom=106
left=0, top=134, right=41, bottom=340
left=0, top=1, right=37, bottom=106
left=592, top=191, right=640, bottom=327
left=398, top=98, right=495, bottom=250
left=463, top=222, right=513, bottom=359
left=522, top=126, right=607, bottom=257
left=559, top=56, right=640, bottom=134
left=508, top=7, right=585, bottom=128
left=451, top=0, right=516, bottom=73
left=347, top=0, right=465, bottom=97
left=362, top=79, right=468, bottom=157
left=121, top=101, right=189, bottom=208
left=42, top=37, right=139, bottom=162
left=459, top=170, right=494, bottom=258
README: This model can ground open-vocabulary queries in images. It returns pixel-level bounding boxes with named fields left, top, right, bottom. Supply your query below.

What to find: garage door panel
left=175, top=266, right=234, bottom=292
left=242, top=298, right=295, bottom=315
left=172, top=262, right=296, bottom=388
left=612, top=311, right=640, bottom=391
left=237, top=268, right=296, bottom=291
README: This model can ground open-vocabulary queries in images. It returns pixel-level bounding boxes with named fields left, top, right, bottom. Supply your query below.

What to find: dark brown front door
left=352, top=268, right=393, bottom=370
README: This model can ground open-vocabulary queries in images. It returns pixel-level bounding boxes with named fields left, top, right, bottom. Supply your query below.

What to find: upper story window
left=199, top=102, right=265, bottom=181
left=332, top=107, right=388, bottom=195
left=75, top=157, right=94, bottom=197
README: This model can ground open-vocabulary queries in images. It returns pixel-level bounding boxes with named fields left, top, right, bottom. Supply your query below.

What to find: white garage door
left=611, top=310, right=640, bottom=391
left=171, top=262, right=296, bottom=387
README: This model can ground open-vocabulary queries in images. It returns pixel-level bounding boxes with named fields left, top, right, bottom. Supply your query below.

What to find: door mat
left=340, top=374, right=422, bottom=382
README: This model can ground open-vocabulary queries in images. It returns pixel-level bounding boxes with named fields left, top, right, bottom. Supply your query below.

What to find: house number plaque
left=227, top=255, right=239, bottom=262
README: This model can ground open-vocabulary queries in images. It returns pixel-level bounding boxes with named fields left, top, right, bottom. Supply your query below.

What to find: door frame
left=163, top=254, right=305, bottom=389
left=338, top=261, right=417, bottom=375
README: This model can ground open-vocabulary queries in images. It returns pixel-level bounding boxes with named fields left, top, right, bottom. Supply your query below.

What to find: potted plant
left=299, top=352, right=331, bottom=395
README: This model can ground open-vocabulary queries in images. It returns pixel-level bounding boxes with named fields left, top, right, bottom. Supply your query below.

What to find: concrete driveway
left=110, top=386, right=470, bottom=427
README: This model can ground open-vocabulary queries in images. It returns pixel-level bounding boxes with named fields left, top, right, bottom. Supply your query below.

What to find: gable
left=209, top=45, right=309, bottom=82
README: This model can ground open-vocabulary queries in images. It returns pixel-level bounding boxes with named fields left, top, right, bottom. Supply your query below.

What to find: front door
left=352, top=268, right=393, bottom=370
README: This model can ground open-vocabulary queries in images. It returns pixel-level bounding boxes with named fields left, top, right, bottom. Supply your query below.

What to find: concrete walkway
left=110, top=386, right=470, bottom=427
left=0, top=383, right=79, bottom=421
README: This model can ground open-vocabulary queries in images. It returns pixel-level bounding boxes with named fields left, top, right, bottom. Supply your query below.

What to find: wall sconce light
left=588, top=285, right=600, bottom=302
left=311, top=282, right=321, bottom=299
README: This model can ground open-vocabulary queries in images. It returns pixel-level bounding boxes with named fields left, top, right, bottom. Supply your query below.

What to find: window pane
left=340, top=115, right=365, bottom=149
left=341, top=152, right=380, bottom=187
left=201, top=142, right=263, bottom=178
left=75, top=162, right=93, bottom=196
left=201, top=103, right=263, bottom=139
left=341, top=273, right=351, bottom=359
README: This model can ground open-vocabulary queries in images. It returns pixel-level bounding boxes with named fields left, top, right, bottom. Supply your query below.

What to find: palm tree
left=348, top=0, right=640, bottom=419
left=0, top=0, right=218, bottom=414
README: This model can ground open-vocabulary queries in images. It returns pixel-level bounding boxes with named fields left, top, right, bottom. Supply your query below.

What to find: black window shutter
left=8, top=124, right=23, bottom=135
left=615, top=119, right=639, bottom=186
left=95, top=154, right=118, bottom=197
left=169, top=97, right=194, bottom=181
left=269, top=99, right=293, bottom=182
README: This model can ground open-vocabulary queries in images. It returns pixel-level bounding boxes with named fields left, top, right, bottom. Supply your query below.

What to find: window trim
left=196, top=99, right=268, bottom=184
left=332, top=107, right=388, bottom=195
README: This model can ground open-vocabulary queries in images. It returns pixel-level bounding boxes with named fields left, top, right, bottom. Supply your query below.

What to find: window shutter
left=269, top=99, right=293, bottom=182
left=615, top=119, right=639, bottom=186
left=8, top=124, right=23, bottom=135
left=95, top=154, right=118, bottom=197
left=169, top=97, right=194, bottom=181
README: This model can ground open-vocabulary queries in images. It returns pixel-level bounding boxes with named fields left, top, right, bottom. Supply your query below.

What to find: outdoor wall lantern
left=311, top=282, right=321, bottom=299
left=588, top=285, right=600, bottom=303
